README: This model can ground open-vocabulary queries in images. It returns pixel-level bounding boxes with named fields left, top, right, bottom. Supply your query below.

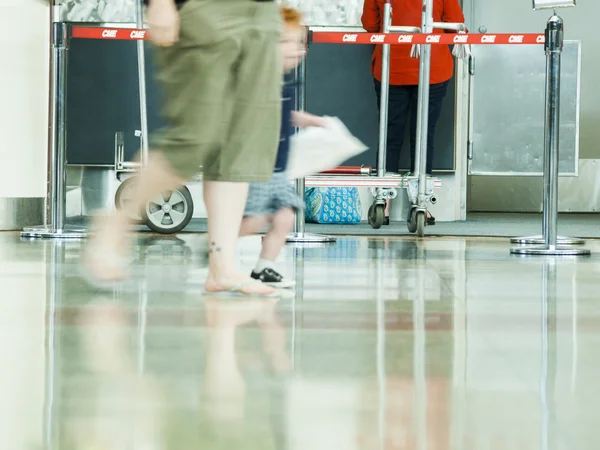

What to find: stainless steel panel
left=468, top=41, right=581, bottom=176
left=66, top=166, right=119, bottom=217
left=0, top=198, right=45, bottom=231
left=469, top=159, right=600, bottom=212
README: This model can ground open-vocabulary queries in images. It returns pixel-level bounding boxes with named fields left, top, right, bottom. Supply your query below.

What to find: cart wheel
left=407, top=208, right=418, bottom=233
left=144, top=186, right=194, bottom=234
left=416, top=211, right=426, bottom=237
left=368, top=203, right=385, bottom=229
left=115, top=177, right=144, bottom=223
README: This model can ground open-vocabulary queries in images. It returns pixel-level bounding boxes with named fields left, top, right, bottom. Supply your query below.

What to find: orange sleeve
left=442, top=0, right=466, bottom=30
left=361, top=0, right=381, bottom=33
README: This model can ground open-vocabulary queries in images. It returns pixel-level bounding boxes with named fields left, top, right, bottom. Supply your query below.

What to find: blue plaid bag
left=305, top=187, right=362, bottom=225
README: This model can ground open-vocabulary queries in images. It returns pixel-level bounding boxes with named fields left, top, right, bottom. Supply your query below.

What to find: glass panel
left=61, top=0, right=137, bottom=23
left=281, top=0, right=365, bottom=27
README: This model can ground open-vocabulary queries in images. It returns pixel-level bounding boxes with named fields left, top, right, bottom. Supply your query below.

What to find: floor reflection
left=1, top=233, right=599, bottom=449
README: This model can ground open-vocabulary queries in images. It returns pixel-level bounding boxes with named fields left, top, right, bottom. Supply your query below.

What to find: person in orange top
left=362, top=0, right=465, bottom=224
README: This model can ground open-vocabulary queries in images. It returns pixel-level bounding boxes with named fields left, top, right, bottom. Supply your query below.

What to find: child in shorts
left=239, top=7, right=326, bottom=289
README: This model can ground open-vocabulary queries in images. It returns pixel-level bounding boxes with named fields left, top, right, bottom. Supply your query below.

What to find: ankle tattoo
left=208, top=241, right=222, bottom=255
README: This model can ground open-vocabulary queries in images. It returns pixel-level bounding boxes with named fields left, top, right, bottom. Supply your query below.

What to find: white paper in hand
left=287, top=117, right=369, bottom=179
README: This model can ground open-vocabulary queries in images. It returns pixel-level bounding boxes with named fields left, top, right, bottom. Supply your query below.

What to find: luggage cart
left=305, top=0, right=465, bottom=236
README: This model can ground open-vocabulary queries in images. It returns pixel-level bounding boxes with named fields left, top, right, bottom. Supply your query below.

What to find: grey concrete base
left=0, top=197, right=45, bottom=231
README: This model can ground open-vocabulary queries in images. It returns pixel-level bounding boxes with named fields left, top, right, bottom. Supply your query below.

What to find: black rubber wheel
left=407, top=208, right=418, bottom=233
left=143, top=186, right=194, bottom=234
left=416, top=211, right=426, bottom=237
left=114, top=177, right=145, bottom=224
left=368, top=203, right=385, bottom=229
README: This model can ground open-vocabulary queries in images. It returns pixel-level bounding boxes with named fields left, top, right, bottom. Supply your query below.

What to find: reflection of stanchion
left=291, top=247, right=305, bottom=371
left=134, top=0, right=149, bottom=375
left=540, top=259, right=553, bottom=450
left=286, top=50, right=335, bottom=244
left=414, top=243, right=427, bottom=450
left=22, top=3, right=87, bottom=240
left=374, top=246, right=386, bottom=450
left=44, top=242, right=64, bottom=450
left=511, top=14, right=589, bottom=256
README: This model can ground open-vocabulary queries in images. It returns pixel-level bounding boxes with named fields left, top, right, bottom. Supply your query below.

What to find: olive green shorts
left=151, top=0, right=282, bottom=182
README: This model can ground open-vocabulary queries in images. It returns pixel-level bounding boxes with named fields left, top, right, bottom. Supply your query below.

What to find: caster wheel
left=416, top=211, right=426, bottom=237
left=407, top=208, right=418, bottom=233
left=143, top=186, right=194, bottom=234
left=368, top=203, right=385, bottom=229
left=115, top=177, right=145, bottom=223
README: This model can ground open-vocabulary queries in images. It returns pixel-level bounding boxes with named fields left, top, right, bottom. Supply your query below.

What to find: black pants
left=374, top=79, right=449, bottom=175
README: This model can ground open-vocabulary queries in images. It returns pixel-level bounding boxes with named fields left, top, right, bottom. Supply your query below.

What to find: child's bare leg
left=259, top=208, right=295, bottom=261
left=239, top=215, right=270, bottom=237
left=251, top=208, right=296, bottom=288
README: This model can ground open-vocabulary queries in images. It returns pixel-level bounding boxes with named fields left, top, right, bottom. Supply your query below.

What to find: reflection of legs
left=258, top=303, right=292, bottom=373
left=204, top=297, right=277, bottom=421
left=70, top=299, right=165, bottom=449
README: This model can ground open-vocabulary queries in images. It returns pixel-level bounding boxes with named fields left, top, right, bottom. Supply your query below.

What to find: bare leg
left=84, top=152, right=183, bottom=281
left=203, top=180, right=275, bottom=295
left=259, top=207, right=294, bottom=261
left=239, top=215, right=270, bottom=237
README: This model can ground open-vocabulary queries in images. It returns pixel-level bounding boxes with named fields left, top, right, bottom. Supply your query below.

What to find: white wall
left=0, top=0, right=49, bottom=198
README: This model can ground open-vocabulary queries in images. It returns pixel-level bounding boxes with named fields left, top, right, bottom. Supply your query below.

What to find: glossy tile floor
left=2, top=231, right=600, bottom=449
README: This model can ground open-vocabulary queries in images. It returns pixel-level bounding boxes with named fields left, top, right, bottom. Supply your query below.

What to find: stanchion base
left=21, top=225, right=89, bottom=240
left=510, top=244, right=591, bottom=256
left=510, top=235, right=585, bottom=245
left=285, top=232, right=337, bottom=244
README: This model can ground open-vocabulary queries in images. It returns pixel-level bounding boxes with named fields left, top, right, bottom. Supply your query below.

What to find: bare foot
left=83, top=211, right=132, bottom=282
left=205, top=274, right=276, bottom=296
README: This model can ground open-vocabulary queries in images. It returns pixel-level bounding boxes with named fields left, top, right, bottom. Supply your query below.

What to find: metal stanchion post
left=286, top=46, right=336, bottom=244
left=511, top=116, right=583, bottom=245
left=135, top=0, right=150, bottom=166
left=511, top=15, right=589, bottom=256
left=22, top=2, right=87, bottom=240
left=376, top=0, right=392, bottom=180
left=408, top=0, right=434, bottom=237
